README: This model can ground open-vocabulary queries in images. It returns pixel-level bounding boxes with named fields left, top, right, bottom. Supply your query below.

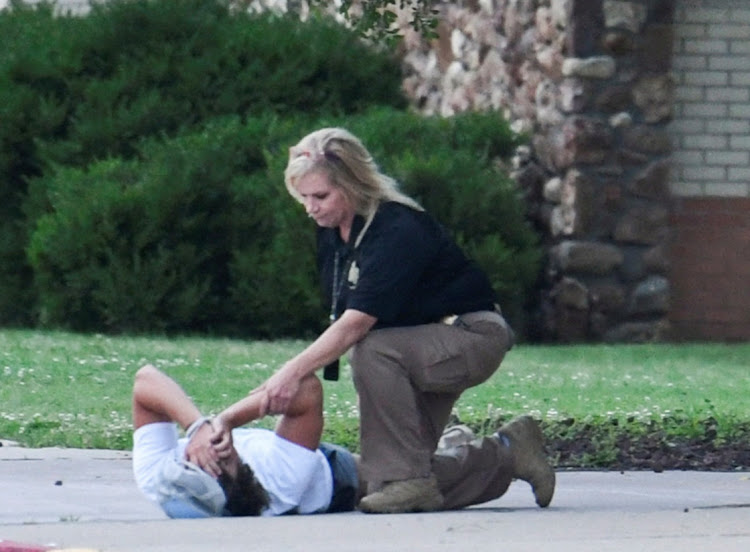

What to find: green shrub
left=28, top=114, right=330, bottom=336
left=239, top=109, right=542, bottom=336
left=28, top=157, right=216, bottom=332
left=228, top=194, right=327, bottom=338
left=37, top=0, right=406, bottom=167
left=0, top=2, right=73, bottom=325
left=225, top=118, right=332, bottom=338
left=28, top=117, right=265, bottom=332
left=1, top=0, right=405, bottom=325
left=28, top=109, right=539, bottom=337
left=8, top=0, right=539, bottom=337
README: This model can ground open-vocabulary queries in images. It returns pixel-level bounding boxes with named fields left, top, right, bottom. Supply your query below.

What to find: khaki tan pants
left=351, top=310, right=514, bottom=502
left=433, top=435, right=514, bottom=509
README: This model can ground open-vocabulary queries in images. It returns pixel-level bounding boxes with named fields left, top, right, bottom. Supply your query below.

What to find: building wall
left=670, top=197, right=750, bottom=340
left=0, top=0, right=89, bottom=14
left=669, top=0, right=750, bottom=340
left=670, top=0, right=750, bottom=198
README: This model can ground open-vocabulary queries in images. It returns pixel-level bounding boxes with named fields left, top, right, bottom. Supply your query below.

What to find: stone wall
left=401, top=0, right=675, bottom=342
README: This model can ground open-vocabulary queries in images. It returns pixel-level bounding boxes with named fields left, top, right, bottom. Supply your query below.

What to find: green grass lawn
left=1, top=329, right=748, bottom=468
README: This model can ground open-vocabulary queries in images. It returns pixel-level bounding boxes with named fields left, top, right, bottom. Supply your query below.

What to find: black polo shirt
left=317, top=201, right=497, bottom=329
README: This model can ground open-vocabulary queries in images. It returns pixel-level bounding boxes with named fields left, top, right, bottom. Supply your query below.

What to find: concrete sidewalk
left=1, top=443, right=749, bottom=551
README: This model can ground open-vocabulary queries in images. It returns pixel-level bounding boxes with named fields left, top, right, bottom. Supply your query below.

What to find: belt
left=440, top=304, right=503, bottom=326
left=440, top=307, right=515, bottom=349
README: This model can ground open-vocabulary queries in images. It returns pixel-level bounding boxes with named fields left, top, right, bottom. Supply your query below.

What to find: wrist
left=185, top=415, right=212, bottom=440
left=283, top=358, right=309, bottom=380
left=214, top=412, right=231, bottom=430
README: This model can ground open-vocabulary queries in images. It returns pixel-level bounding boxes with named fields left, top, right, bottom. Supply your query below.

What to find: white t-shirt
left=133, top=423, right=333, bottom=516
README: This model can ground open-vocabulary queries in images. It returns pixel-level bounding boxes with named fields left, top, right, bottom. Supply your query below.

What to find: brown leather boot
left=497, top=415, right=555, bottom=507
left=358, top=475, right=444, bottom=514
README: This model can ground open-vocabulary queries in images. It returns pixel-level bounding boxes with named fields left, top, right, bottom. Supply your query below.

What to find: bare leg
left=273, top=374, right=324, bottom=451
left=205, top=372, right=325, bottom=451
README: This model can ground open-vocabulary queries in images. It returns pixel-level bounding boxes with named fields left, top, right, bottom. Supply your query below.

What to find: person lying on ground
left=132, top=364, right=358, bottom=517
left=132, top=364, right=555, bottom=518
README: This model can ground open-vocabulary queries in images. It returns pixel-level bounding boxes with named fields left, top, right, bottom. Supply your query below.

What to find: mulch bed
left=548, top=418, right=750, bottom=471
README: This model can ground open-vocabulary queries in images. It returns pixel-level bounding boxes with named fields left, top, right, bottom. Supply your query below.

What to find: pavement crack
left=692, top=503, right=750, bottom=510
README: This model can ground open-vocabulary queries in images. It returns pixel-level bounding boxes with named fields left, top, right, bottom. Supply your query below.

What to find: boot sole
left=358, top=480, right=445, bottom=514
left=359, top=495, right=444, bottom=514
left=499, top=416, right=556, bottom=508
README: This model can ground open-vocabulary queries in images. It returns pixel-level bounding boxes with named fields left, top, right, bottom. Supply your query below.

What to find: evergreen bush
left=0, top=0, right=405, bottom=325
left=0, top=2, right=72, bottom=325
left=40, top=0, right=406, bottom=166
left=29, top=109, right=540, bottom=336
left=7, top=0, right=540, bottom=338
left=27, top=114, right=329, bottom=336
left=28, top=116, right=282, bottom=333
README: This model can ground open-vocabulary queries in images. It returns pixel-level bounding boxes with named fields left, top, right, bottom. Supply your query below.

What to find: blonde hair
left=284, top=127, right=422, bottom=217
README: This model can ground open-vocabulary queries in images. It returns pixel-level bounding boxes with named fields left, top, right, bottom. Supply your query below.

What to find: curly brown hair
left=218, top=462, right=269, bottom=516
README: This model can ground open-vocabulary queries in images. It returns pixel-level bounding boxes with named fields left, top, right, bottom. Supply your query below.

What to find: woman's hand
left=251, top=309, right=376, bottom=417
left=209, top=416, right=234, bottom=460
left=258, top=365, right=301, bottom=416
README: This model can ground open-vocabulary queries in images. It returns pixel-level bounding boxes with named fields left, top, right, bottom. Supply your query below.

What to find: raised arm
left=259, top=308, right=376, bottom=415
left=132, top=364, right=223, bottom=476
left=217, top=373, right=325, bottom=451
left=132, top=364, right=203, bottom=432
left=188, top=369, right=328, bottom=466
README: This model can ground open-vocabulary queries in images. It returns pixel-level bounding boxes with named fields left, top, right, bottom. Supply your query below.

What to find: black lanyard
left=323, top=209, right=375, bottom=381
left=324, top=249, right=350, bottom=381
left=329, top=250, right=346, bottom=324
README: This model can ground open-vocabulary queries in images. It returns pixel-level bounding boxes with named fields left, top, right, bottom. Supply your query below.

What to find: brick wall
left=669, top=0, right=750, bottom=341
left=669, top=197, right=750, bottom=340
left=670, top=0, right=750, bottom=197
